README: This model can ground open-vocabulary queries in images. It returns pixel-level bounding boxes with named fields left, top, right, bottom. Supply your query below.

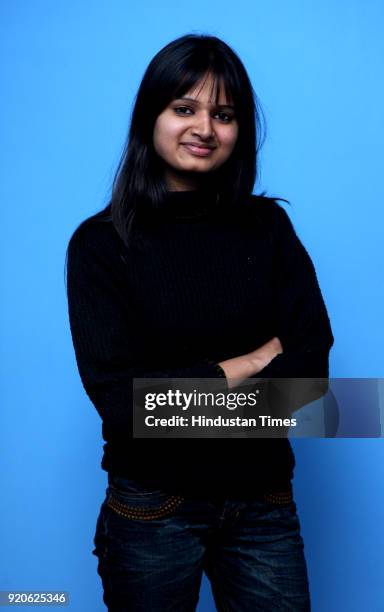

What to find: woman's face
left=153, top=73, right=239, bottom=191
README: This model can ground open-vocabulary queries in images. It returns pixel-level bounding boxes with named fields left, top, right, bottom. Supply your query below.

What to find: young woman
left=66, top=34, right=333, bottom=611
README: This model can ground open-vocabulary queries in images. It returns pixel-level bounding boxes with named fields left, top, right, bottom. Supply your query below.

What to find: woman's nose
left=191, top=111, right=214, bottom=139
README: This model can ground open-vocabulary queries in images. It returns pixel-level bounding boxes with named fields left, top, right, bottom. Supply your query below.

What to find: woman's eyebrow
left=174, top=96, right=235, bottom=110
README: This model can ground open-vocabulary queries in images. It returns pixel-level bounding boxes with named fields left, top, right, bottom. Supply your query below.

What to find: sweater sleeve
left=65, top=222, right=227, bottom=434
left=253, top=202, right=334, bottom=409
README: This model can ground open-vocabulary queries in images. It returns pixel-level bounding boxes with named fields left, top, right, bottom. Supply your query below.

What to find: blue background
left=1, top=1, right=384, bottom=610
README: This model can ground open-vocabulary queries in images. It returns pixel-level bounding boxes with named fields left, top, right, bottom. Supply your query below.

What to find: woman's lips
left=181, top=143, right=215, bottom=157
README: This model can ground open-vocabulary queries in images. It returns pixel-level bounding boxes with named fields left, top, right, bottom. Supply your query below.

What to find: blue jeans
left=92, top=474, right=310, bottom=611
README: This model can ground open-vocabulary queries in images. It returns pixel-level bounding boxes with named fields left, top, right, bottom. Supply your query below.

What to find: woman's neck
left=164, top=169, right=214, bottom=192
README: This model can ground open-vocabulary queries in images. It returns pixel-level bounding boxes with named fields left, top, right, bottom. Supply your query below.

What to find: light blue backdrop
left=1, top=1, right=383, bottom=610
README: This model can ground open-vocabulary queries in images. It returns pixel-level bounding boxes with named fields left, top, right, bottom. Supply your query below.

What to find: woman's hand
left=218, top=337, right=283, bottom=389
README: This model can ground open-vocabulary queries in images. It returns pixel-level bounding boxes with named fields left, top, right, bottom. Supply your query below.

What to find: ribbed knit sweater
left=66, top=187, right=334, bottom=498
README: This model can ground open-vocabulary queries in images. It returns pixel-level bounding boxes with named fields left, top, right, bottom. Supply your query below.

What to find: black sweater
left=66, top=187, right=334, bottom=498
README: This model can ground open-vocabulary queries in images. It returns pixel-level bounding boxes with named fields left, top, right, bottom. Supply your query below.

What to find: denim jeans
left=92, top=474, right=310, bottom=611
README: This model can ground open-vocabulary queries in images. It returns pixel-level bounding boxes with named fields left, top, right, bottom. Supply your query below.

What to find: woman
left=66, top=34, right=333, bottom=611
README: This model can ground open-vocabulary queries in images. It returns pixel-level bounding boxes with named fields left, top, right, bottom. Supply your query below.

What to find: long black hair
left=68, top=34, right=267, bottom=251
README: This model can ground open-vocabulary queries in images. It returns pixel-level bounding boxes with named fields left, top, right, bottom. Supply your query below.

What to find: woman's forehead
left=179, top=72, right=234, bottom=106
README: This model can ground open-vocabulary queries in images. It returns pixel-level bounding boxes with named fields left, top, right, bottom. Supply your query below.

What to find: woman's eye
left=174, top=106, right=193, bottom=115
left=215, top=112, right=233, bottom=123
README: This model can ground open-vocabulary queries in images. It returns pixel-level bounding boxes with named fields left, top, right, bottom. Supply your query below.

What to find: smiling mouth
left=181, top=143, right=216, bottom=157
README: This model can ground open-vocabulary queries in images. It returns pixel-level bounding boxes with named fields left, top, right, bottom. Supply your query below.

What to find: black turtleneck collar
left=135, top=184, right=235, bottom=225
left=161, top=186, right=221, bottom=220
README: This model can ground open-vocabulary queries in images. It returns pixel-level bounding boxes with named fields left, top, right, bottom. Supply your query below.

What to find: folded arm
left=220, top=201, right=334, bottom=410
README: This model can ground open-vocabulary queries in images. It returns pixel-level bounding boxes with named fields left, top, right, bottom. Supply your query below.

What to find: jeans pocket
left=106, top=474, right=184, bottom=521
left=259, top=490, right=299, bottom=523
